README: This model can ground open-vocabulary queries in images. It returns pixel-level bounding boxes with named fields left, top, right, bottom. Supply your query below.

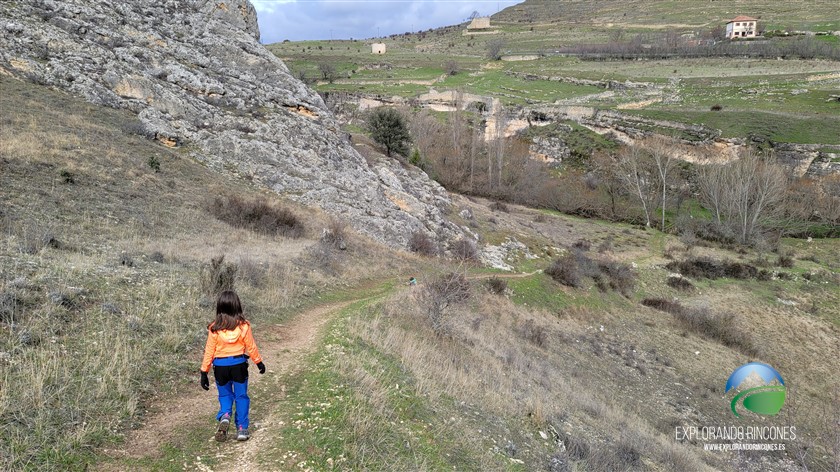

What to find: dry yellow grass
left=0, top=76, right=413, bottom=470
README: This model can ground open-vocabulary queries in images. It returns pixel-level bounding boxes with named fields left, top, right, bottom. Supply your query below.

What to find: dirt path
left=96, top=274, right=532, bottom=471
left=469, top=270, right=541, bottom=280
left=96, top=298, right=359, bottom=471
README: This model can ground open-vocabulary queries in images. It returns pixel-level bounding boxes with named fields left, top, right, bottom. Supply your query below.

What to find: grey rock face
left=0, top=0, right=459, bottom=247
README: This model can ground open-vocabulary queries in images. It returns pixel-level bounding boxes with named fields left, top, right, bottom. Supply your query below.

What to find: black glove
left=200, top=371, right=210, bottom=390
left=256, top=362, right=266, bottom=374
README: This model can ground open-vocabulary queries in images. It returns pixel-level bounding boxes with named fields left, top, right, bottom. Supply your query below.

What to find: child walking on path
left=200, top=290, right=266, bottom=442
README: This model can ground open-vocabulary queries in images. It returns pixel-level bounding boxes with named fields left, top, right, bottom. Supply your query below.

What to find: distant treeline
left=556, top=36, right=840, bottom=61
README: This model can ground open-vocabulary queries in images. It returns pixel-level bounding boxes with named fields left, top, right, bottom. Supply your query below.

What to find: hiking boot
left=236, top=426, right=250, bottom=441
left=215, top=414, right=230, bottom=442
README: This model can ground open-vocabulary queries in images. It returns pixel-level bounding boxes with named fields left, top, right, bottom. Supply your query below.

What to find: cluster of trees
left=365, top=106, right=840, bottom=244
left=560, top=34, right=840, bottom=61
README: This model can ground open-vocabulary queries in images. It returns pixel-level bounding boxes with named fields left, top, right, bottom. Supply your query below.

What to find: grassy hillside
left=3, top=75, right=839, bottom=471
left=0, top=76, right=413, bottom=470
left=268, top=0, right=840, bottom=145
left=494, top=0, right=840, bottom=32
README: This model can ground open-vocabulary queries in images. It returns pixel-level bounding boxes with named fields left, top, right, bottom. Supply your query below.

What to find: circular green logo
left=725, top=362, right=786, bottom=418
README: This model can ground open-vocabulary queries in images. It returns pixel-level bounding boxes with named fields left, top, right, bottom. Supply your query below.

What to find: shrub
left=487, top=38, right=505, bottom=60
left=486, top=276, right=507, bottom=295
left=445, top=60, right=459, bottom=75
left=666, top=276, right=694, bottom=291
left=0, top=291, right=19, bottom=323
left=417, top=272, right=471, bottom=333
left=597, top=260, right=636, bottom=297
left=237, top=257, right=267, bottom=287
left=148, top=251, right=165, bottom=263
left=408, top=230, right=438, bottom=256
left=613, top=431, right=644, bottom=468
left=564, top=435, right=591, bottom=461
left=208, top=195, right=304, bottom=238
left=777, top=252, right=795, bottom=268
left=306, top=240, right=345, bottom=276
left=322, top=218, right=348, bottom=250
left=200, top=255, right=237, bottom=296
left=642, top=298, right=756, bottom=355
left=572, top=239, right=591, bottom=251
left=17, top=226, right=61, bottom=254
left=664, top=257, right=757, bottom=280
left=597, top=238, right=614, bottom=253
left=520, top=319, right=547, bottom=347
left=147, top=155, right=160, bottom=172
left=710, top=104, right=723, bottom=111
left=451, top=238, right=478, bottom=262
left=546, top=253, right=581, bottom=287
left=488, top=201, right=509, bottom=212
left=119, top=253, right=134, bottom=267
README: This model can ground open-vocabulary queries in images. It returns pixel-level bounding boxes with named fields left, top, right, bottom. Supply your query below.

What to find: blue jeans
left=216, top=379, right=250, bottom=429
left=213, top=359, right=250, bottom=428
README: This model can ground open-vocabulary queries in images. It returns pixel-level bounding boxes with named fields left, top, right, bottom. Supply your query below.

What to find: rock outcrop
left=0, top=0, right=460, bottom=247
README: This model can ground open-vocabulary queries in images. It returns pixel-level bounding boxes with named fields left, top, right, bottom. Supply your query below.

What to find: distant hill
left=494, top=0, right=839, bottom=31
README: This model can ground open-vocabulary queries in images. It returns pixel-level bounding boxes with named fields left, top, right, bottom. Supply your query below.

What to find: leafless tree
left=617, top=144, right=658, bottom=227
left=486, top=39, right=505, bottom=60
left=725, top=150, right=788, bottom=244
left=415, top=271, right=471, bottom=334
left=491, top=110, right=507, bottom=189
left=697, top=149, right=788, bottom=244
left=409, top=110, right=444, bottom=169
left=592, top=151, right=626, bottom=219
left=445, top=60, right=459, bottom=76
left=317, top=62, right=336, bottom=83
left=648, top=137, right=679, bottom=231
left=468, top=121, right=484, bottom=192
left=696, top=160, right=728, bottom=225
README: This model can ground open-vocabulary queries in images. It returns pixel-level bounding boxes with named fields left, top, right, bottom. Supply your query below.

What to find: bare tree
left=486, top=39, right=505, bottom=60
left=592, top=151, right=626, bottom=219
left=468, top=120, right=484, bottom=192
left=617, top=144, right=658, bottom=227
left=492, top=110, right=507, bottom=189
left=445, top=60, right=459, bottom=76
left=725, top=150, right=788, bottom=244
left=647, top=137, right=679, bottom=231
left=696, top=160, right=728, bottom=225
left=415, top=271, right=471, bottom=334
left=697, top=149, right=788, bottom=244
left=317, top=62, right=336, bottom=83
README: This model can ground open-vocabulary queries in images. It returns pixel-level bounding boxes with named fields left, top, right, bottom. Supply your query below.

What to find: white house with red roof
left=726, top=16, right=758, bottom=39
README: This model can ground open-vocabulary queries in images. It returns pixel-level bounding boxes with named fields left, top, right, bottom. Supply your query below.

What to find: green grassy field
left=268, top=0, right=840, bottom=145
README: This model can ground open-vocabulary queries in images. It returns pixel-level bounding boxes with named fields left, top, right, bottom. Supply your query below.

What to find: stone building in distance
left=726, top=16, right=758, bottom=39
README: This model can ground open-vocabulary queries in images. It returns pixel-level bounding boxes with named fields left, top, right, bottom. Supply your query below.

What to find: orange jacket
left=200, top=321, right=263, bottom=373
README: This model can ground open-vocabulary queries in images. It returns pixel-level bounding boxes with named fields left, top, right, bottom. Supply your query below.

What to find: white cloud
left=251, top=0, right=522, bottom=43
left=251, top=0, right=297, bottom=15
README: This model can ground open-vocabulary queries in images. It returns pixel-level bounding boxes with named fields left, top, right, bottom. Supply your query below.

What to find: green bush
left=366, top=107, right=411, bottom=157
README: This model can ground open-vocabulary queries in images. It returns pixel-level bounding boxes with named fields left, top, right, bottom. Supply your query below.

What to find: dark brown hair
left=210, top=290, right=247, bottom=332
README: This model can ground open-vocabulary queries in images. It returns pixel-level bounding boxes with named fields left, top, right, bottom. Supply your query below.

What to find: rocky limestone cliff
left=0, top=0, right=460, bottom=247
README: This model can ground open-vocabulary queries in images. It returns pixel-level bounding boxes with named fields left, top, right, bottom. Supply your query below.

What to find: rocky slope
left=0, top=0, right=459, bottom=247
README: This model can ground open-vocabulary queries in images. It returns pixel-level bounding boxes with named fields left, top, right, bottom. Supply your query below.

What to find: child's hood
left=216, top=323, right=248, bottom=343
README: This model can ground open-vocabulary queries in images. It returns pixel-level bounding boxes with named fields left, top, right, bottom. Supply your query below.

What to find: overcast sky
left=251, top=0, right=523, bottom=44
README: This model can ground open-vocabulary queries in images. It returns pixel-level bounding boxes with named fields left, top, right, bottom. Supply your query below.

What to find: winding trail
left=97, top=271, right=541, bottom=471
left=95, top=298, right=360, bottom=471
